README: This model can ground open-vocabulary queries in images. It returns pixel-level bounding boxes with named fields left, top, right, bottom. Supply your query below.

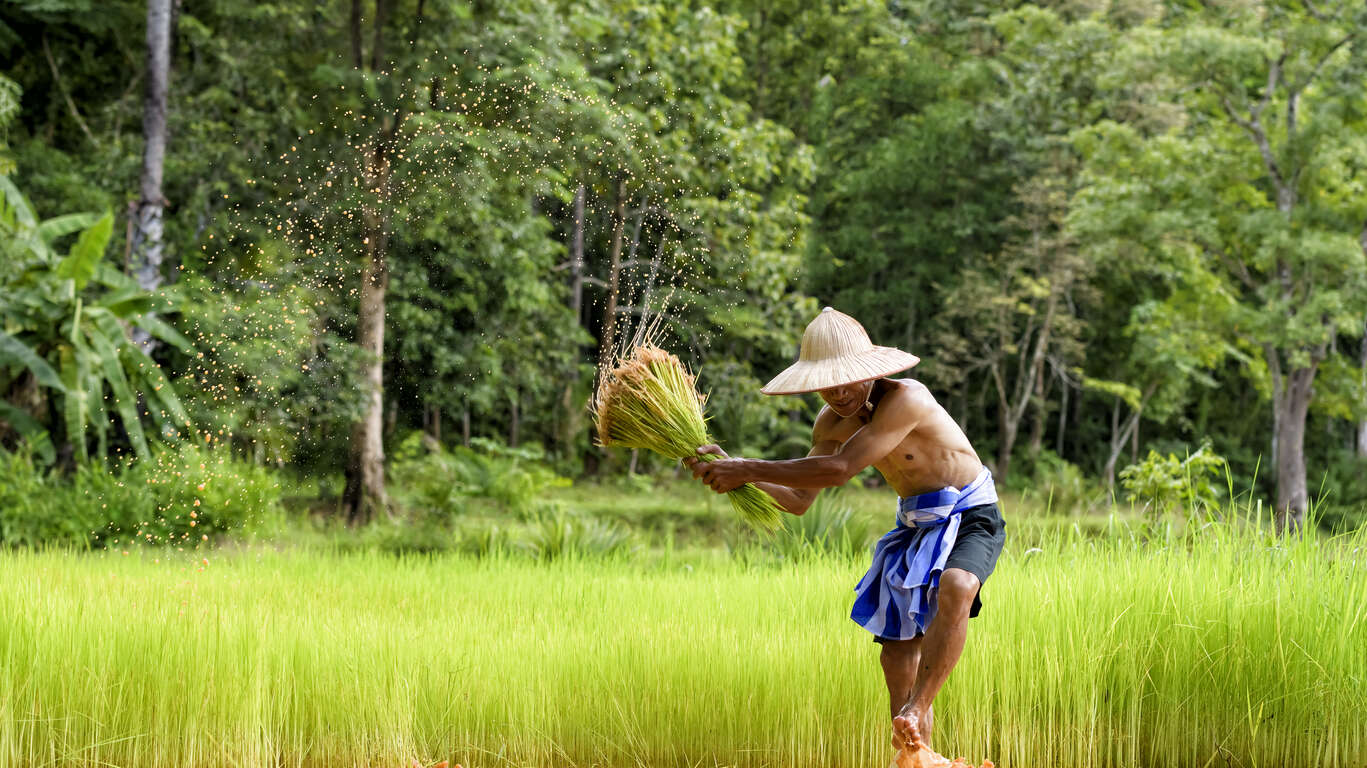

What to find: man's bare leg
left=891, top=568, right=979, bottom=748
left=879, top=637, right=933, bottom=748
left=879, top=637, right=920, bottom=718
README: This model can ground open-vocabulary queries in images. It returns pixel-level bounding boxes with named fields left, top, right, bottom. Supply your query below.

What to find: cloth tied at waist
left=850, top=467, right=998, bottom=640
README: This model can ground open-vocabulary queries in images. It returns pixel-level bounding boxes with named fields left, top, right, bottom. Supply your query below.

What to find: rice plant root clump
left=592, top=343, right=785, bottom=532
left=893, top=743, right=994, bottom=768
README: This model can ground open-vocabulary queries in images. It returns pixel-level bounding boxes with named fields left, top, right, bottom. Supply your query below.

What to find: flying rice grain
left=592, top=344, right=785, bottom=532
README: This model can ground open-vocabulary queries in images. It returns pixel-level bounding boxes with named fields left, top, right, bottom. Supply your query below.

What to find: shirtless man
left=685, top=307, right=1006, bottom=754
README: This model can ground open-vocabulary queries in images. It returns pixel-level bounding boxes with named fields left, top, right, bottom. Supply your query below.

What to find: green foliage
left=0, top=444, right=282, bottom=548
left=1313, top=450, right=1367, bottom=533
left=522, top=505, right=635, bottom=561
left=1119, top=441, right=1228, bottom=519
left=0, top=175, right=191, bottom=462
left=175, top=272, right=364, bottom=471
left=772, top=488, right=873, bottom=561
left=388, top=433, right=571, bottom=518
left=3, top=0, right=1366, bottom=516
left=1018, top=450, right=1098, bottom=516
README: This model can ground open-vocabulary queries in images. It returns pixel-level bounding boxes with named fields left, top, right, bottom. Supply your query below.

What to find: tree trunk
left=1358, top=317, right=1367, bottom=458
left=1274, top=366, right=1315, bottom=532
left=342, top=143, right=391, bottom=525
left=995, top=417, right=1017, bottom=482
left=343, top=244, right=388, bottom=525
left=462, top=402, right=471, bottom=449
left=1026, top=363, right=1048, bottom=462
left=569, top=184, right=586, bottom=323
left=1055, top=374, right=1068, bottom=457
left=992, top=290, right=1056, bottom=482
left=129, top=0, right=173, bottom=351
left=508, top=386, right=520, bottom=448
left=425, top=403, right=441, bottom=442
left=350, top=0, right=363, bottom=67
left=556, top=184, right=589, bottom=460
left=1102, top=383, right=1156, bottom=492
left=597, top=180, right=627, bottom=375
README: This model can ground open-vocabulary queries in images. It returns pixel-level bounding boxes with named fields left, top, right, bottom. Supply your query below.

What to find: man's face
left=819, top=380, right=872, bottom=418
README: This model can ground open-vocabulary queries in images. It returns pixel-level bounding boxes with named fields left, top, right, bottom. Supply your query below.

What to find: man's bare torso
left=814, top=378, right=982, bottom=497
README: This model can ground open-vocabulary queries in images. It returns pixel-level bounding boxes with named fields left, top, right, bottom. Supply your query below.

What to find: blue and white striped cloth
left=850, top=468, right=998, bottom=640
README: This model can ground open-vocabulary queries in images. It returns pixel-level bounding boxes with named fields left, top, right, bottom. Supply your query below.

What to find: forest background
left=2, top=0, right=1366, bottom=548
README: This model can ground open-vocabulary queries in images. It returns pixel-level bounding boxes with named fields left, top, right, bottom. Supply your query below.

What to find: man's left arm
left=694, top=389, right=922, bottom=493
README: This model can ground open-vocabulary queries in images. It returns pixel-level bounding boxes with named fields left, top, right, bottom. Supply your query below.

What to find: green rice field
left=1, top=521, right=1363, bottom=768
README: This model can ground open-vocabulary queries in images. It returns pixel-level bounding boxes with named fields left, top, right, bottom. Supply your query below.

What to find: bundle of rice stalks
left=592, top=344, right=785, bottom=532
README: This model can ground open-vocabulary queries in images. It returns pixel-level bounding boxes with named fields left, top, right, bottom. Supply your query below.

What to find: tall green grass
left=0, top=522, right=1362, bottom=767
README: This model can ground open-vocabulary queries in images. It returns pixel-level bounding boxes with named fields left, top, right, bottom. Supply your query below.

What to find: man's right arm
left=692, top=409, right=842, bottom=516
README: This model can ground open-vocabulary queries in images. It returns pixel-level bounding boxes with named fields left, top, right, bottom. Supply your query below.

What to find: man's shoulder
left=882, top=378, right=936, bottom=411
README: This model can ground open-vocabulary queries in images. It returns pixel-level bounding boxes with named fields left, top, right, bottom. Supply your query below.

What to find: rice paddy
left=1, top=518, right=1362, bottom=768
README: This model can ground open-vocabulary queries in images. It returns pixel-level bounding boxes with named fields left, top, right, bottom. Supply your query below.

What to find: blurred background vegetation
left=1, top=0, right=1365, bottom=551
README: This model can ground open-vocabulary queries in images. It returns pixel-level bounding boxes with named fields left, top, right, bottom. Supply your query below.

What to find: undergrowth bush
left=522, top=505, right=634, bottom=560
left=772, top=489, right=873, bottom=561
left=1019, top=450, right=1098, bottom=515
left=389, top=433, right=570, bottom=517
left=1314, top=451, right=1367, bottom=532
left=1119, top=440, right=1227, bottom=519
left=0, top=445, right=283, bottom=548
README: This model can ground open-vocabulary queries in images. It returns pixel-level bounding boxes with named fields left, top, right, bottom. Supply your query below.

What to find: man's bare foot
left=893, top=703, right=930, bottom=749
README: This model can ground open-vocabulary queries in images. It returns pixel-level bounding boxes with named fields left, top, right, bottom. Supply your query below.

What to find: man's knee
left=937, top=568, right=980, bottom=617
left=879, top=638, right=919, bottom=671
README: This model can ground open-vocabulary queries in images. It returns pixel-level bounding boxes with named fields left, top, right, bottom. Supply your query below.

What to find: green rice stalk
left=592, top=344, right=784, bottom=532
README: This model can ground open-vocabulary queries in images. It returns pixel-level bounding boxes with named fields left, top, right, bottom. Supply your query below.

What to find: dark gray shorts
left=873, top=502, right=1005, bottom=643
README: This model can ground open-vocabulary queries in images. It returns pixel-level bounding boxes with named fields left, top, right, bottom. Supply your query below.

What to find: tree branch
left=1209, top=245, right=1259, bottom=291
left=1287, top=34, right=1355, bottom=191
left=1219, top=90, right=1289, bottom=205
left=41, top=35, right=97, bottom=147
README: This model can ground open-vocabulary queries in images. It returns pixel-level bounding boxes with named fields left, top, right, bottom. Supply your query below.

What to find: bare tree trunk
left=556, top=184, right=589, bottom=460
left=1274, top=366, right=1315, bottom=532
left=508, top=386, right=520, bottom=448
left=370, top=0, right=387, bottom=71
left=342, top=134, right=391, bottom=525
left=993, top=291, right=1056, bottom=481
left=1359, top=317, right=1367, bottom=458
left=350, top=0, right=363, bottom=67
left=344, top=235, right=389, bottom=525
left=462, top=402, right=470, bottom=449
left=129, top=0, right=173, bottom=351
left=1102, top=383, right=1157, bottom=492
left=569, top=184, right=586, bottom=323
left=425, top=403, right=441, bottom=442
left=1026, top=363, right=1048, bottom=461
left=597, top=180, right=627, bottom=375
left=1055, top=373, right=1068, bottom=457
left=995, top=417, right=1018, bottom=481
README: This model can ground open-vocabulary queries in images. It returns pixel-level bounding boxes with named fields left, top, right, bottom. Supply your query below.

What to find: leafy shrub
left=115, top=443, right=285, bottom=545
left=388, top=433, right=570, bottom=517
left=1119, top=440, right=1227, bottom=519
left=1313, top=450, right=1367, bottom=533
left=1019, top=450, right=1099, bottom=515
left=0, top=449, right=92, bottom=546
left=773, top=489, right=873, bottom=561
left=522, top=506, right=634, bottom=560
left=0, top=445, right=283, bottom=548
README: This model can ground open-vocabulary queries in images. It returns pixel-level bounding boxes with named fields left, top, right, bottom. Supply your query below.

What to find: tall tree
left=337, top=0, right=419, bottom=522
left=128, top=0, right=174, bottom=351
left=1075, top=4, right=1367, bottom=529
left=936, top=169, right=1086, bottom=481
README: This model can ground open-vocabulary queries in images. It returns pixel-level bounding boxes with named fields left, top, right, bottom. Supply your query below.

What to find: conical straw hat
left=761, top=307, right=920, bottom=395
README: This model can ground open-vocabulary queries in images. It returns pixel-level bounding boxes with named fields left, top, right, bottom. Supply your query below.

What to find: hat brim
left=760, top=347, right=920, bottom=395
